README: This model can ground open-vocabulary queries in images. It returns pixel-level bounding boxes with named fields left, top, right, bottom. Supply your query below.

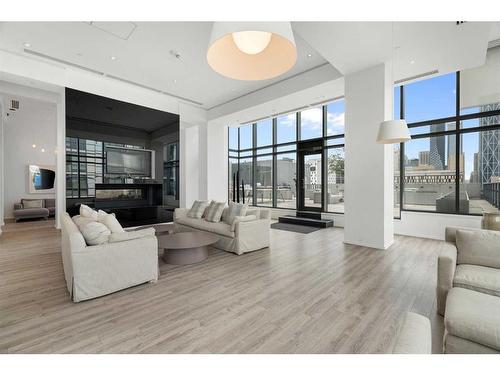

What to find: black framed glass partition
left=228, top=99, right=345, bottom=214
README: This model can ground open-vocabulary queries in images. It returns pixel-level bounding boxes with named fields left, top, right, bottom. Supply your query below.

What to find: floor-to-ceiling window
left=227, top=99, right=345, bottom=214
left=395, top=49, right=500, bottom=215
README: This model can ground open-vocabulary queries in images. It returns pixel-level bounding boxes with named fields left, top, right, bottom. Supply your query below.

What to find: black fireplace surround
left=67, top=183, right=173, bottom=227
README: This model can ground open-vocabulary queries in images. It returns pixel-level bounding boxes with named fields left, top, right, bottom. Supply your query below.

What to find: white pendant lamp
left=376, top=22, right=411, bottom=144
left=207, top=22, right=297, bottom=81
left=376, top=120, right=411, bottom=144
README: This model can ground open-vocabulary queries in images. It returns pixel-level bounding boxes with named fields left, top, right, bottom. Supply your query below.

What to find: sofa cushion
left=453, top=264, right=500, bottom=297
left=13, top=207, right=49, bottom=218
left=80, top=204, right=98, bottom=220
left=73, top=215, right=110, bottom=245
left=22, top=199, right=44, bottom=209
left=187, top=200, right=210, bottom=219
left=205, top=201, right=225, bottom=222
left=176, top=217, right=234, bottom=238
left=445, top=287, right=500, bottom=351
left=230, top=214, right=257, bottom=231
left=97, top=210, right=125, bottom=233
left=109, top=228, right=155, bottom=243
left=456, top=229, right=500, bottom=269
left=226, top=201, right=248, bottom=224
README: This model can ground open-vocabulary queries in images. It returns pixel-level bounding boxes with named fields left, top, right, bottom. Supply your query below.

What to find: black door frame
left=297, top=139, right=324, bottom=212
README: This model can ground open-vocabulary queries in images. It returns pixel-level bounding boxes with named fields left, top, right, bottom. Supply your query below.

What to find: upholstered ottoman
left=392, top=312, right=432, bottom=354
left=444, top=287, right=500, bottom=354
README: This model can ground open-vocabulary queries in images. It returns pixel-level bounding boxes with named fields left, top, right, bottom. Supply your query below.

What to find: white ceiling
left=293, top=22, right=496, bottom=81
left=0, top=22, right=328, bottom=109
left=0, top=21, right=499, bottom=113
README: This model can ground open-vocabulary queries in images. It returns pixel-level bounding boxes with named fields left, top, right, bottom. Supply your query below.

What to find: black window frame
left=227, top=99, right=346, bottom=214
left=397, top=71, right=500, bottom=216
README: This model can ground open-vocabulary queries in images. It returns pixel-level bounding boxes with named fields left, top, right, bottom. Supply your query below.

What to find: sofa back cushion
left=22, top=199, right=44, bottom=209
left=205, top=201, right=226, bottom=223
left=187, top=200, right=210, bottom=219
left=456, top=229, right=500, bottom=269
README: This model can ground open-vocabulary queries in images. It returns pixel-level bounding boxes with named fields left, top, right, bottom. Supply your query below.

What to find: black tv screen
left=106, top=147, right=152, bottom=177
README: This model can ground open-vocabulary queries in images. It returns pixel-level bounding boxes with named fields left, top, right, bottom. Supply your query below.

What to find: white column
left=206, top=120, right=228, bottom=202
left=0, top=98, right=4, bottom=233
left=55, top=88, right=65, bottom=229
left=344, top=63, right=394, bottom=249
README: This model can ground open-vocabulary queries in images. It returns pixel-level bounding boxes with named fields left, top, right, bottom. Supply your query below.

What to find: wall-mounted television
left=105, top=146, right=155, bottom=178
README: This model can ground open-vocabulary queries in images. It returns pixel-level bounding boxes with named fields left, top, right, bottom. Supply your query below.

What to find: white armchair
left=60, top=213, right=158, bottom=302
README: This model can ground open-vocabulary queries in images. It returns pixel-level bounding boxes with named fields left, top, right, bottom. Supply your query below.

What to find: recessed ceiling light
left=410, top=60, right=415, bottom=64
left=110, top=56, right=117, bottom=61
left=307, top=53, right=312, bottom=58
left=32, top=144, right=37, bottom=148
left=173, top=79, right=177, bottom=84
left=23, top=42, right=31, bottom=48
left=41, top=148, right=46, bottom=153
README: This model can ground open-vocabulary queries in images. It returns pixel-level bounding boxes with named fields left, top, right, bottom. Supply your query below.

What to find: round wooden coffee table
left=158, top=232, right=219, bottom=265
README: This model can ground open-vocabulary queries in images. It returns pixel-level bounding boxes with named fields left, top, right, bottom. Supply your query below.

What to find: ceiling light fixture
left=307, top=53, right=312, bottom=58
left=41, top=148, right=45, bottom=153
left=207, top=22, right=297, bottom=81
left=376, top=23, right=410, bottom=144
left=410, top=60, right=415, bottom=64
left=32, top=144, right=36, bottom=148
left=23, top=42, right=31, bottom=48
left=110, top=56, right=117, bottom=61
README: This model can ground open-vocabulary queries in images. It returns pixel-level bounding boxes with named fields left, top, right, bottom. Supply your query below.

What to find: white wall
left=1, top=95, right=57, bottom=219
left=0, top=99, right=4, bottom=230
left=344, top=63, right=394, bottom=249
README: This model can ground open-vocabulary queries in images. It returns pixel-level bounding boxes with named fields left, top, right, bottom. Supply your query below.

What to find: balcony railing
left=483, top=182, right=500, bottom=209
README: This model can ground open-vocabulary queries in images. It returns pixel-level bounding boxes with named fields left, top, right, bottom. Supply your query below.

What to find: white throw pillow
left=97, top=210, right=125, bottom=233
left=226, top=202, right=248, bottom=225
left=80, top=204, right=98, bottom=220
left=79, top=221, right=111, bottom=245
left=205, top=201, right=226, bottom=223
left=187, top=200, right=210, bottom=219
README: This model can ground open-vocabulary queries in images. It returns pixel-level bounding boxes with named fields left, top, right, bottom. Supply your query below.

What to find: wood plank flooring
left=0, top=220, right=444, bottom=353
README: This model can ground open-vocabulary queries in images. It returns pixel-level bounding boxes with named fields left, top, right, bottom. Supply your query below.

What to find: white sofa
left=437, top=226, right=500, bottom=316
left=60, top=213, right=159, bottom=302
left=173, top=207, right=270, bottom=255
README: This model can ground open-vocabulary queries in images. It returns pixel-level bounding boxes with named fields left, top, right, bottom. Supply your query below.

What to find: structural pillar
left=344, top=63, right=394, bottom=249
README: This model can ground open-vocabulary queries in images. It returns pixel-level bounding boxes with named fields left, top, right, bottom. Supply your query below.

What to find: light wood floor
left=0, top=220, right=444, bottom=354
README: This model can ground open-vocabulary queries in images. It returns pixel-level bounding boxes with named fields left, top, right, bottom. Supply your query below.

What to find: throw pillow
left=109, top=228, right=156, bottom=243
left=22, top=199, right=44, bottom=209
left=80, top=204, right=98, bottom=220
left=97, top=210, right=125, bottom=233
left=187, top=200, right=210, bottom=219
left=226, top=201, right=248, bottom=225
left=74, top=218, right=111, bottom=246
left=205, top=201, right=226, bottom=223
left=203, top=200, right=216, bottom=218
left=230, top=214, right=257, bottom=232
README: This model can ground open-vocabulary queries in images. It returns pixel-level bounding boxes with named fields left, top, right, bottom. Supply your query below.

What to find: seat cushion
left=456, top=229, right=500, bottom=269
left=176, top=217, right=234, bottom=238
left=445, top=287, right=500, bottom=351
left=454, top=264, right=500, bottom=297
left=13, top=207, right=49, bottom=218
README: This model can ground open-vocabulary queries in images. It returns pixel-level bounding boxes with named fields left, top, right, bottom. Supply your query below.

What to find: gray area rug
left=270, top=222, right=322, bottom=234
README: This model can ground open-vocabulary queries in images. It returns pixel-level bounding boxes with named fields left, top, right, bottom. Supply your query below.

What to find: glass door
left=297, top=142, right=323, bottom=212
